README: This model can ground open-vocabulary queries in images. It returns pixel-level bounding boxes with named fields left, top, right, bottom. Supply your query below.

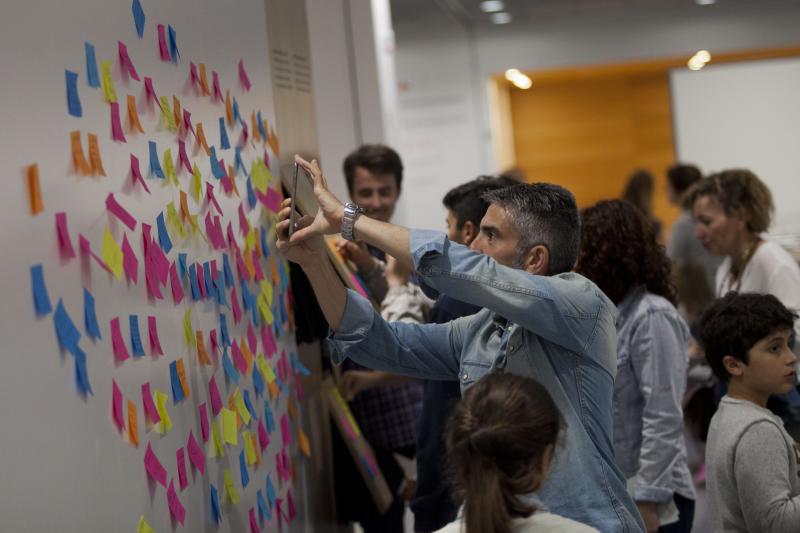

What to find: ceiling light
left=696, top=0, right=716, bottom=5
left=512, top=75, right=533, bottom=90
left=687, top=57, right=705, bottom=71
left=480, top=1, right=505, bottom=13
left=695, top=50, right=711, bottom=63
left=504, top=68, right=521, bottom=81
left=490, top=12, right=513, bottom=24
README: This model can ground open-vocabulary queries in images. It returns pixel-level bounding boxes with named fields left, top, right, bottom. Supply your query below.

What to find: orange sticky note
left=298, top=427, right=311, bottom=457
left=126, top=95, right=145, bottom=134
left=195, top=123, right=209, bottom=156
left=176, top=358, right=190, bottom=397
left=87, top=133, right=107, bottom=176
left=268, top=381, right=279, bottom=400
left=225, top=90, right=233, bottom=126
left=172, top=95, right=182, bottom=131
left=240, top=339, right=253, bottom=375
left=251, top=112, right=260, bottom=142
left=287, top=397, right=298, bottom=420
left=196, top=331, right=212, bottom=365
left=128, top=400, right=139, bottom=447
left=267, top=124, right=280, bottom=156
left=27, top=164, right=43, bottom=215
left=251, top=431, right=261, bottom=465
left=198, top=63, right=210, bottom=96
left=179, top=191, right=191, bottom=222
left=70, top=131, right=91, bottom=176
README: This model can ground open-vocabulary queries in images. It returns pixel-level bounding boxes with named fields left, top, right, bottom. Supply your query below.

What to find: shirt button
left=461, top=372, right=468, bottom=382
left=509, top=345, right=516, bottom=352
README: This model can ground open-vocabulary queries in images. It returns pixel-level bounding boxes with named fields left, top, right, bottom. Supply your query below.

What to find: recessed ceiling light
left=480, top=0, right=505, bottom=13
left=504, top=68, right=521, bottom=81
left=695, top=50, right=711, bottom=63
left=688, top=57, right=705, bottom=70
left=696, top=0, right=716, bottom=5
left=490, top=12, right=513, bottom=24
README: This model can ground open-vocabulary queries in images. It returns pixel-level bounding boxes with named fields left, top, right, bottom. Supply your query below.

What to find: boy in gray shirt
left=698, top=292, right=800, bottom=532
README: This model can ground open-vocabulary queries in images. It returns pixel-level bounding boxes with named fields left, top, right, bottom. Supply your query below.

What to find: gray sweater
left=706, top=396, right=800, bottom=532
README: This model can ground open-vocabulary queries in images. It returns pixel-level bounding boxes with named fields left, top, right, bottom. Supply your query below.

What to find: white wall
left=392, top=1, right=800, bottom=231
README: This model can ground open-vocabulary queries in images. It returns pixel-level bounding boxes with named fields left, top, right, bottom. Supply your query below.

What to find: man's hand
left=636, top=501, right=660, bottom=533
left=289, top=155, right=347, bottom=243
left=339, top=370, right=382, bottom=401
left=276, top=198, right=327, bottom=269
left=336, top=239, right=377, bottom=274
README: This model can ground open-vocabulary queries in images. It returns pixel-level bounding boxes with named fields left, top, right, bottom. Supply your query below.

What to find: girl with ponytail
left=436, top=373, right=597, bottom=533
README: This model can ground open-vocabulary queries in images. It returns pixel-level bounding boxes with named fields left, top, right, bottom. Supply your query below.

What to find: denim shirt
left=328, top=230, right=644, bottom=533
left=614, top=288, right=696, bottom=502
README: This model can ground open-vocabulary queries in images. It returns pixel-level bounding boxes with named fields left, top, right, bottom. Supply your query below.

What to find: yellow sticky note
left=258, top=293, right=274, bottom=325
left=258, top=355, right=276, bottom=384
left=260, top=280, right=274, bottom=306
left=101, top=60, right=117, bottom=103
left=221, top=407, right=238, bottom=445
left=243, top=430, right=257, bottom=465
left=137, top=516, right=156, bottom=533
left=183, top=309, right=194, bottom=348
left=234, top=389, right=252, bottom=425
left=251, top=159, right=270, bottom=192
left=159, top=96, right=177, bottom=132
left=191, top=163, right=202, bottom=202
left=163, top=149, right=177, bottom=185
left=154, top=389, right=172, bottom=434
left=223, top=469, right=240, bottom=504
left=101, top=227, right=124, bottom=280
left=245, top=229, right=257, bottom=254
left=166, top=202, right=186, bottom=239
left=211, top=420, right=225, bottom=457
left=298, top=427, right=311, bottom=458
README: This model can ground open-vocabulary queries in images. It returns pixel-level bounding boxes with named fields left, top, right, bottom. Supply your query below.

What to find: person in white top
left=434, top=373, right=598, bottom=533
left=688, top=168, right=800, bottom=356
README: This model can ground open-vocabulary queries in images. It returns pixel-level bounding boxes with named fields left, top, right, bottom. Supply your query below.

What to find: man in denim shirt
left=278, top=156, right=644, bottom=533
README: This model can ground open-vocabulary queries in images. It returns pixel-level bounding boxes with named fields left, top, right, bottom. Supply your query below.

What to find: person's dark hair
left=666, top=163, right=702, bottom=197
left=443, top=176, right=508, bottom=230
left=697, top=292, right=797, bottom=382
left=446, top=373, right=563, bottom=533
left=684, top=169, right=774, bottom=234
left=622, top=169, right=655, bottom=216
left=342, top=144, right=403, bottom=194
left=482, top=183, right=580, bottom=275
left=575, top=200, right=676, bottom=305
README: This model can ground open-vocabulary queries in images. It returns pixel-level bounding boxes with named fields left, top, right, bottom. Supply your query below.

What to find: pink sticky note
left=246, top=323, right=257, bottom=355
left=167, top=480, right=186, bottom=525
left=130, top=154, right=150, bottom=193
left=280, top=414, right=291, bottom=446
left=110, top=102, right=127, bottom=143
left=220, top=173, right=233, bottom=195
left=226, top=222, right=237, bottom=249
left=110, top=317, right=131, bottom=362
left=178, top=139, right=191, bottom=173
left=157, top=24, right=170, bottom=62
left=144, top=442, right=168, bottom=487
left=149, top=242, right=170, bottom=284
left=209, top=329, right=219, bottom=355
left=199, top=402, right=209, bottom=442
left=212, top=70, right=222, bottom=102
left=55, top=212, right=76, bottom=259
left=258, top=188, right=282, bottom=213
left=231, top=285, right=243, bottom=324
left=187, top=430, right=205, bottom=474
left=196, top=261, right=206, bottom=299
left=118, top=41, right=140, bottom=80
left=176, top=448, right=188, bottom=490
left=249, top=508, right=260, bottom=533
left=232, top=341, right=247, bottom=375
left=258, top=419, right=269, bottom=451
left=287, top=489, right=296, bottom=520
left=182, top=109, right=194, bottom=134
left=261, top=325, right=277, bottom=358
left=142, top=382, right=161, bottom=424
left=105, top=193, right=137, bottom=231
left=276, top=499, right=284, bottom=527
left=295, top=373, right=304, bottom=402
left=236, top=249, right=250, bottom=282
left=252, top=250, right=265, bottom=281
left=169, top=263, right=184, bottom=304
left=112, top=379, right=125, bottom=432
left=189, top=62, right=198, bottom=86
left=238, top=203, right=250, bottom=237
left=205, top=183, right=223, bottom=216
left=239, top=59, right=251, bottom=91
left=121, top=234, right=139, bottom=284
left=144, top=77, right=161, bottom=109
left=209, top=377, right=223, bottom=416
left=204, top=213, right=218, bottom=251
left=213, top=216, right=225, bottom=250
left=148, top=316, right=164, bottom=356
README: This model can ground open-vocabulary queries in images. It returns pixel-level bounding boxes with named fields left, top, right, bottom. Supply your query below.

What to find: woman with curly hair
left=575, top=200, right=695, bottom=533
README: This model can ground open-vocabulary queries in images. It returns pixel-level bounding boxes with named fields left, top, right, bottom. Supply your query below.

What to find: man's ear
left=461, top=221, right=478, bottom=246
left=524, top=245, right=550, bottom=275
left=722, top=354, right=745, bottom=377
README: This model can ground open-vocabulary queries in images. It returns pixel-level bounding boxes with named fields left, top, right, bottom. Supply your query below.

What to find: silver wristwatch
left=341, top=202, right=365, bottom=241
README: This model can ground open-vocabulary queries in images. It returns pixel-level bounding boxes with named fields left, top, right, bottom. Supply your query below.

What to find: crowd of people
left=280, top=145, right=800, bottom=533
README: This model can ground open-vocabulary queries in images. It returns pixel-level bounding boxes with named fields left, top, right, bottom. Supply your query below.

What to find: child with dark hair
left=698, top=292, right=800, bottom=532
left=437, top=373, right=597, bottom=533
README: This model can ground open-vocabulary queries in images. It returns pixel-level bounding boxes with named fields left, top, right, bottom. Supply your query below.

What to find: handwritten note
left=100, top=60, right=117, bottom=103
left=87, top=133, right=106, bottom=176
left=85, top=42, right=100, bottom=88
left=187, top=430, right=205, bottom=474
left=105, top=193, right=137, bottom=231
left=110, top=317, right=130, bottom=362
left=144, top=442, right=167, bottom=487
left=65, top=70, right=82, bottom=117
left=141, top=382, right=160, bottom=425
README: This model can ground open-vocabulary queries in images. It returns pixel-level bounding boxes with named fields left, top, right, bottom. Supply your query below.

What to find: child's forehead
left=754, top=327, right=793, bottom=345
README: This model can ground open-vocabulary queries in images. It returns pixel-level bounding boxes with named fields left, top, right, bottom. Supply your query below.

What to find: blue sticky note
left=210, top=484, right=221, bottom=524
left=65, top=70, right=82, bottom=117
left=257, top=111, right=267, bottom=141
left=276, top=376, right=288, bottom=396
left=83, top=288, right=101, bottom=340
left=84, top=42, right=100, bottom=88
left=209, top=147, right=224, bottom=179
left=219, top=117, right=230, bottom=150
left=203, top=262, right=214, bottom=297
left=250, top=302, right=260, bottom=328
left=257, top=489, right=272, bottom=521
left=263, top=401, right=275, bottom=433
left=243, top=390, right=257, bottom=421
left=170, top=360, right=185, bottom=403
left=156, top=212, right=172, bottom=254
left=132, top=0, right=145, bottom=38
left=232, top=97, right=241, bottom=123
left=148, top=141, right=164, bottom=178
left=260, top=226, right=270, bottom=259
left=279, top=261, right=289, bottom=289
left=73, top=345, right=93, bottom=396
left=215, top=273, right=227, bottom=306
left=291, top=354, right=311, bottom=377
left=31, top=264, right=53, bottom=316
left=222, top=255, right=234, bottom=288
left=178, top=253, right=188, bottom=279
left=246, top=178, right=257, bottom=209
left=188, top=264, right=200, bottom=301
left=235, top=148, right=247, bottom=177
left=167, top=24, right=179, bottom=62
left=53, top=299, right=81, bottom=354
left=222, top=348, right=239, bottom=384
left=265, top=474, right=276, bottom=507
left=219, top=314, right=231, bottom=346
left=240, top=281, right=252, bottom=312
left=252, top=362, right=264, bottom=397
left=239, top=450, right=250, bottom=487
left=129, top=315, right=145, bottom=356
